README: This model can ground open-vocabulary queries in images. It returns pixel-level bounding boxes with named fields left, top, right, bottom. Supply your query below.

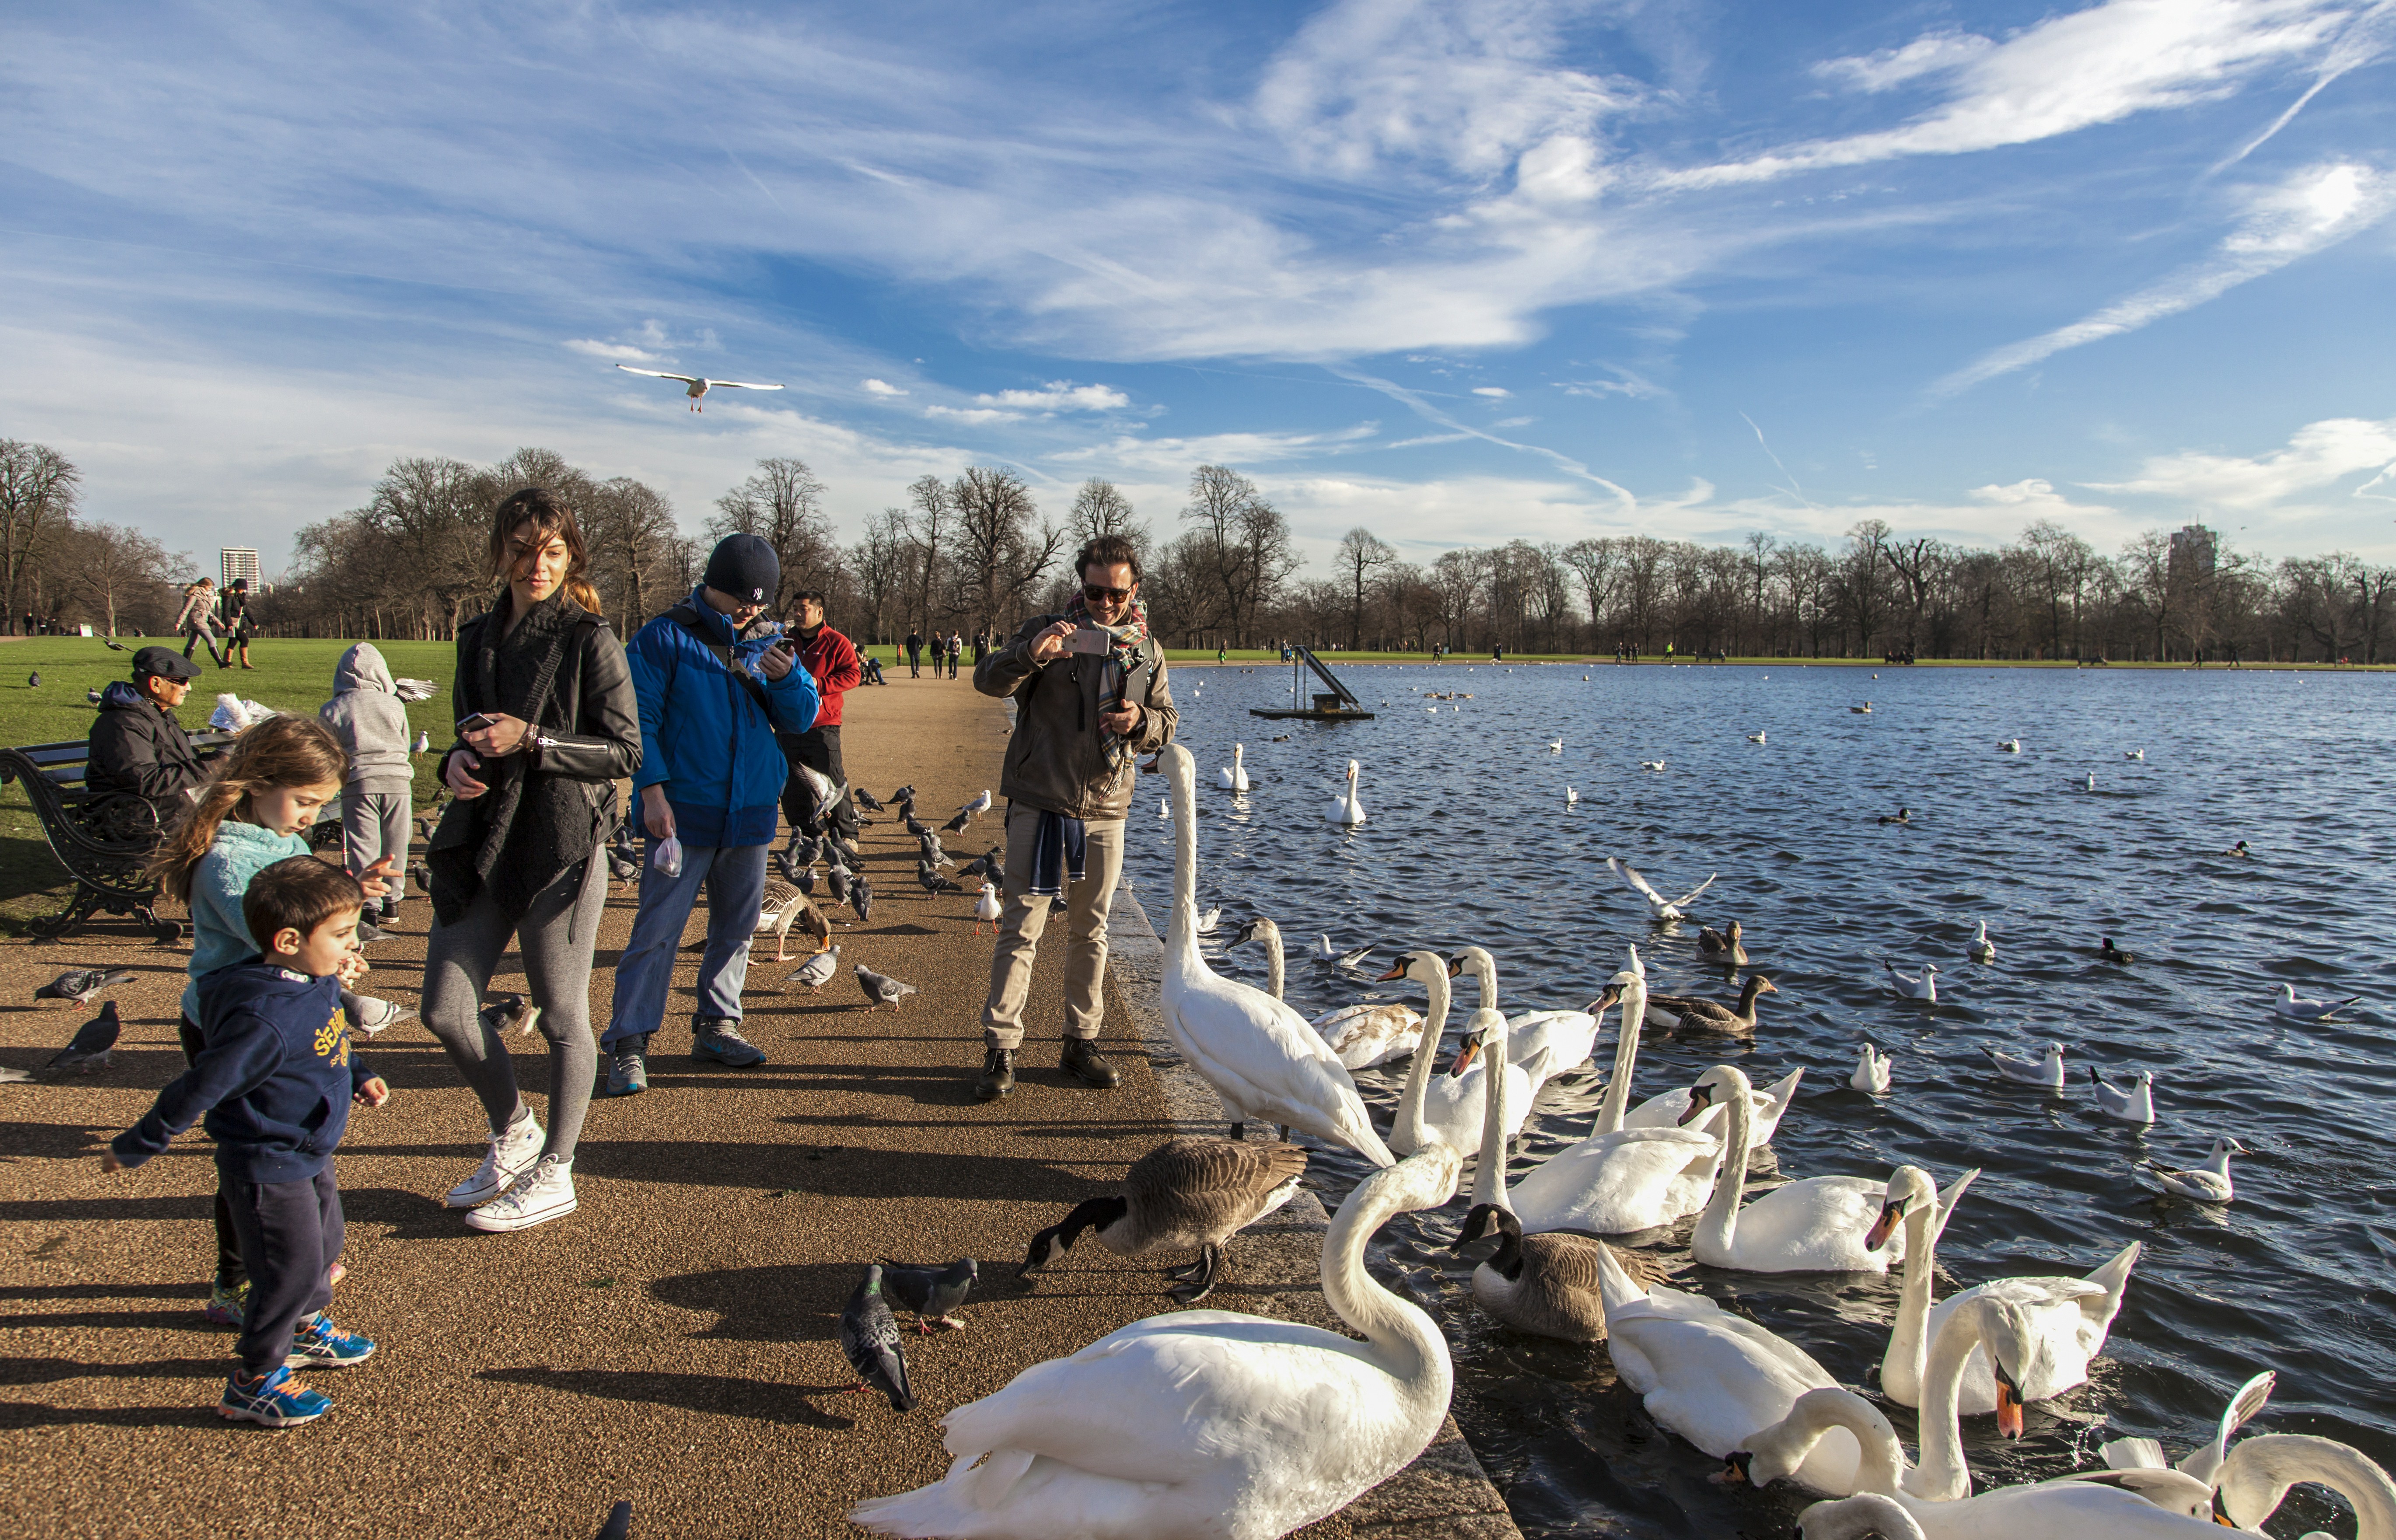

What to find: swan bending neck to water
left=851, top=1145, right=1463, bottom=1540
left=1156, top=746, right=1393, bottom=1166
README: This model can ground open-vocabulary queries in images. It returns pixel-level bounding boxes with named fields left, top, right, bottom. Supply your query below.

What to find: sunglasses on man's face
left=1083, top=582, right=1133, bottom=603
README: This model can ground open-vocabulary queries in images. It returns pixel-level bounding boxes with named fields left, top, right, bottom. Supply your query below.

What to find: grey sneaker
left=603, top=1037, right=650, bottom=1097
left=692, top=1017, right=765, bottom=1068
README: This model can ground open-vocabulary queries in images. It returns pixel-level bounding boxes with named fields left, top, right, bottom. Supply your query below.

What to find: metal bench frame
left=0, top=729, right=339, bottom=944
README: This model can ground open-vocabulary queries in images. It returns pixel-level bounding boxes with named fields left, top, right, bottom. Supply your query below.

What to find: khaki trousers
left=980, top=802, right=1125, bottom=1048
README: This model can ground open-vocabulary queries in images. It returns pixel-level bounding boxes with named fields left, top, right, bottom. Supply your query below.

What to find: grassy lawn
left=0, top=637, right=460, bottom=934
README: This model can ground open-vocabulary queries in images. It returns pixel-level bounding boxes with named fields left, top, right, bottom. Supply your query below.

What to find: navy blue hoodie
left=112, top=959, right=370, bottom=1184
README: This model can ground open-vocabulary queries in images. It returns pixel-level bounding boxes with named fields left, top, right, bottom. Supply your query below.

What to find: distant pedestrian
left=777, top=588, right=861, bottom=844
left=601, top=533, right=819, bottom=1096
left=176, top=578, right=228, bottom=669
left=319, top=644, right=412, bottom=924
left=906, top=629, right=924, bottom=678
left=220, top=578, right=259, bottom=670
left=946, top=630, right=963, bottom=678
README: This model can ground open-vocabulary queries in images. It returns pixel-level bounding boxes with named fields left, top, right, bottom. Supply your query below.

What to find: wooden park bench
left=0, top=729, right=340, bottom=943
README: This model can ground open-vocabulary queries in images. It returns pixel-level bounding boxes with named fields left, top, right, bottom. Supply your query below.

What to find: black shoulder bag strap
left=665, top=604, right=774, bottom=723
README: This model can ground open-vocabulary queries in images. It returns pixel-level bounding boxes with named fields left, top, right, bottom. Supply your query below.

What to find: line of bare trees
left=10, top=435, right=2391, bottom=664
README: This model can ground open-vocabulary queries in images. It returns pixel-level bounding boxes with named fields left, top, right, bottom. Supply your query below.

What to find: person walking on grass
left=220, top=578, right=260, bottom=669
left=969, top=534, right=1176, bottom=1100
left=601, top=533, right=819, bottom=1097
left=319, top=644, right=412, bottom=925
left=777, top=588, right=861, bottom=845
left=422, top=488, right=640, bottom=1233
left=176, top=578, right=229, bottom=669
left=104, top=856, right=389, bottom=1428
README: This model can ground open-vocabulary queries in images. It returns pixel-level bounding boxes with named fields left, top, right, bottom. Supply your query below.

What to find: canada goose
left=1448, top=1204, right=1672, bottom=1343
left=1021, top=1137, right=1308, bottom=1305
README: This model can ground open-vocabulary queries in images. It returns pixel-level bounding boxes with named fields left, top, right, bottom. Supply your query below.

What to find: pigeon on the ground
left=412, top=860, right=438, bottom=894
left=903, top=813, right=932, bottom=839
left=889, top=784, right=916, bottom=804
left=789, top=832, right=823, bottom=870
left=48, top=1002, right=121, bottom=1072
left=828, top=836, right=863, bottom=868
left=958, top=854, right=1000, bottom=883
left=854, top=789, right=886, bottom=812
left=28, top=671, right=40, bottom=687
left=348, top=995, right=415, bottom=1035
left=35, top=968, right=135, bottom=1005
left=957, top=789, right=992, bottom=818
left=795, top=865, right=816, bottom=896
left=593, top=1499, right=631, bottom=1540
left=940, top=810, right=971, bottom=834
left=918, top=862, right=962, bottom=895
left=850, top=876, right=874, bottom=924
left=856, top=963, right=916, bottom=1011
left=826, top=864, right=853, bottom=905
left=480, top=993, right=541, bottom=1038
left=772, top=848, right=801, bottom=887
left=87, top=688, right=104, bottom=703
left=784, top=946, right=840, bottom=993
left=918, top=836, right=953, bottom=867
left=838, top=1265, right=916, bottom=1411
left=876, top=1257, right=978, bottom=1332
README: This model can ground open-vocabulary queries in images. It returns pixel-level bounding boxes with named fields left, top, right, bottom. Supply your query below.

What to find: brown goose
left=1697, top=919, right=1749, bottom=967
left=1643, top=975, right=1777, bottom=1033
left=1450, top=1204, right=1673, bottom=1342
left=758, top=879, right=831, bottom=960
left=1020, top=1137, right=1308, bottom=1304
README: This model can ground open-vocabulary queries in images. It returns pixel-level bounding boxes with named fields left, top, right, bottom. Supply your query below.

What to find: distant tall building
left=220, top=547, right=261, bottom=591
left=2167, top=524, right=2217, bottom=580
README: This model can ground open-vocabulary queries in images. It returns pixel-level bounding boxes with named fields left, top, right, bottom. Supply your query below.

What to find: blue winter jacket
left=626, top=587, right=820, bottom=847
left=114, top=959, right=370, bottom=1184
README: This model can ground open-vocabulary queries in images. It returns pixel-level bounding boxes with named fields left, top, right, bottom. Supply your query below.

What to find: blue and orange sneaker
left=218, top=1365, right=331, bottom=1427
left=204, top=1279, right=248, bottom=1327
left=284, top=1312, right=376, bottom=1369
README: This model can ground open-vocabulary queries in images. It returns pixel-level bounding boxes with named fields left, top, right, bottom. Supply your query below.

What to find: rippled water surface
left=1122, top=660, right=2395, bottom=1539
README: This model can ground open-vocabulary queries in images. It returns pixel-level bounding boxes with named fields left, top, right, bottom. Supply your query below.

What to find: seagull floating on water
left=1564, top=786, right=1578, bottom=805
left=1638, top=759, right=1666, bottom=772
left=1967, top=920, right=1995, bottom=963
left=2274, top=982, right=2361, bottom=1020
left=1195, top=906, right=1222, bottom=935
left=614, top=363, right=785, bottom=411
left=2124, top=748, right=2145, bottom=760
left=2138, top=1136, right=2244, bottom=1202
left=1881, top=960, right=1938, bottom=1002
left=1746, top=730, right=1766, bottom=743
left=1997, top=738, right=2021, bottom=752
left=1984, top=1041, right=2066, bottom=1088
left=2089, top=1065, right=2155, bottom=1122
left=1851, top=1040, right=1892, bottom=1095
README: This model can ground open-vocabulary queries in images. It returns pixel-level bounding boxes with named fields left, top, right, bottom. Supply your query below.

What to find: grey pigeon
left=903, top=813, right=931, bottom=839
left=855, top=963, right=916, bottom=1011
left=889, top=784, right=916, bottom=804
left=103, top=636, right=130, bottom=651
left=789, top=762, right=845, bottom=829
left=480, top=992, right=541, bottom=1038
left=784, top=946, right=840, bottom=993
left=957, top=855, right=999, bottom=883
left=917, top=862, right=962, bottom=895
left=826, top=864, right=852, bottom=905
left=789, top=832, right=823, bottom=869
left=918, top=836, right=953, bottom=867
left=876, top=1257, right=978, bottom=1332
left=854, top=789, right=886, bottom=812
left=849, top=876, right=873, bottom=924
left=48, top=1002, right=121, bottom=1072
left=772, top=848, right=801, bottom=886
left=940, top=809, right=971, bottom=834
left=28, top=671, right=40, bottom=687
left=828, top=836, right=863, bottom=868
left=35, top=968, right=135, bottom=1005
left=795, top=865, right=816, bottom=896
left=838, top=1265, right=916, bottom=1411
left=594, top=1500, right=631, bottom=1540
left=411, top=860, right=436, bottom=894
left=87, top=688, right=104, bottom=703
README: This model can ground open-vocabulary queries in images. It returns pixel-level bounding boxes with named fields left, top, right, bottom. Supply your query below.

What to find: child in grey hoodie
left=320, top=644, right=413, bottom=922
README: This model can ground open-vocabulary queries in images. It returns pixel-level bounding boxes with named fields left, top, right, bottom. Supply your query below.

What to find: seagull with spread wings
left=1603, top=855, right=1716, bottom=921
left=614, top=363, right=784, bottom=412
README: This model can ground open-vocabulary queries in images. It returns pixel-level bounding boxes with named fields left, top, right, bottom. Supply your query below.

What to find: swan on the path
left=1967, top=921, right=1995, bottom=963
left=2137, top=1136, right=2244, bottom=1201
left=614, top=363, right=785, bottom=411
left=1327, top=760, right=1367, bottom=825
left=2090, top=1065, right=2155, bottom=1122
left=1882, top=961, right=1938, bottom=1002
left=1217, top=744, right=1250, bottom=792
left=2275, top=982, right=2362, bottom=1020
left=1605, top=856, right=1717, bottom=921
left=1982, top=1042, right=2065, bottom=1089
left=1851, top=1041, right=1892, bottom=1095
left=852, top=1146, right=1461, bottom=1540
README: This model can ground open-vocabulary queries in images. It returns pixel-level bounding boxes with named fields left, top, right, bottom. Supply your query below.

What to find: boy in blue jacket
left=601, top=533, right=819, bottom=1094
left=104, top=855, right=390, bottom=1428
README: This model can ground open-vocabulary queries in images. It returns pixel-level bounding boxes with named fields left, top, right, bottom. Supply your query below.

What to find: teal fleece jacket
left=181, top=821, right=313, bottom=1023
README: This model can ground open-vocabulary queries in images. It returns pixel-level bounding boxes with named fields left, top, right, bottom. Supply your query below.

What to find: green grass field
left=0, top=637, right=461, bottom=933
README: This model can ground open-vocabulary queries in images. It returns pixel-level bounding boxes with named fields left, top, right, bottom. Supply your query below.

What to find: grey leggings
left=420, top=856, right=606, bottom=1161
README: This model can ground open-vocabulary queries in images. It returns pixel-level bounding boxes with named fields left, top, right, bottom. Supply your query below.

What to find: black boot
left=1061, top=1037, right=1120, bottom=1089
left=975, top=1047, right=1016, bottom=1101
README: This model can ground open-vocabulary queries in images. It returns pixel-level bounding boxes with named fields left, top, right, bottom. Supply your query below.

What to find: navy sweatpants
left=224, top=1166, right=344, bottom=1379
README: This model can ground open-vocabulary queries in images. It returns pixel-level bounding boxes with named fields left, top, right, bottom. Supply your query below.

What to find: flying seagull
left=614, top=363, right=785, bottom=412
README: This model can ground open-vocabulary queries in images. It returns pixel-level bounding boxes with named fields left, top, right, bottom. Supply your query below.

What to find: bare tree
left=1561, top=537, right=1619, bottom=648
left=66, top=523, right=180, bottom=637
left=906, top=474, right=952, bottom=633
left=1069, top=478, right=1144, bottom=557
left=951, top=466, right=1060, bottom=634
left=0, top=440, right=80, bottom=634
left=846, top=509, right=913, bottom=646
left=710, top=457, right=834, bottom=609
left=584, top=477, right=681, bottom=630
left=1333, top=527, right=1395, bottom=649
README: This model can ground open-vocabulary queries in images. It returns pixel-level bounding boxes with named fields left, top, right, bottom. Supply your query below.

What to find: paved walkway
left=0, top=671, right=1514, bottom=1538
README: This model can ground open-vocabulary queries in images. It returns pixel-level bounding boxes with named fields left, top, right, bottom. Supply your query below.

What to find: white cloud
left=565, top=338, right=663, bottom=363
left=2084, top=415, right=2396, bottom=507
left=976, top=381, right=1132, bottom=412
left=1969, top=478, right=2116, bottom=515
left=1472, top=385, right=1511, bottom=397
left=1812, top=31, right=1994, bottom=93
left=1934, top=161, right=2396, bottom=396
left=924, top=405, right=1021, bottom=425
left=1671, top=0, right=2348, bottom=188
left=862, top=377, right=907, bottom=395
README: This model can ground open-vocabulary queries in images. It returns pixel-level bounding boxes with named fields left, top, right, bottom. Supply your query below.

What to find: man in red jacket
left=779, top=589, right=862, bottom=843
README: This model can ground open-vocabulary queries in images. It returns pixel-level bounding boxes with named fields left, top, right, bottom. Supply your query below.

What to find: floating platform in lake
left=1249, top=650, right=1375, bottom=720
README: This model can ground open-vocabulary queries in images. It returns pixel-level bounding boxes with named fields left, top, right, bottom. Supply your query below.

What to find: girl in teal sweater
left=152, top=716, right=395, bottom=1325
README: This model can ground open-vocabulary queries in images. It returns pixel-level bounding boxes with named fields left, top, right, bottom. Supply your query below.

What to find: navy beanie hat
left=703, top=533, right=779, bottom=606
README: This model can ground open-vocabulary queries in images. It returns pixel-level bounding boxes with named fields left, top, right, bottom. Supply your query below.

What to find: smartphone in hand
left=1064, top=626, right=1114, bottom=656
left=457, top=712, right=498, bottom=732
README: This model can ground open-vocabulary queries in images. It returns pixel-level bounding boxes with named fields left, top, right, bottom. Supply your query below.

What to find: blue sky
left=3, top=0, right=2392, bottom=575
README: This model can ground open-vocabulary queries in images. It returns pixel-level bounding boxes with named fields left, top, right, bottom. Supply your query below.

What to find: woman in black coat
left=420, top=487, right=640, bottom=1234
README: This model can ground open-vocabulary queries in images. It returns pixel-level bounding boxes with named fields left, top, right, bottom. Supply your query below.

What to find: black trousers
left=179, top=1017, right=245, bottom=1289
left=778, top=724, right=859, bottom=841
left=225, top=1166, right=343, bottom=1378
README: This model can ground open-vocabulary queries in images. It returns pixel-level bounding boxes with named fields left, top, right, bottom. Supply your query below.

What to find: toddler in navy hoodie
left=105, top=855, right=391, bottom=1428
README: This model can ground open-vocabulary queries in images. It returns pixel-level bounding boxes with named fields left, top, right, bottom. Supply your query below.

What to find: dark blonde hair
left=149, top=715, right=350, bottom=903
left=491, top=487, right=604, bottom=616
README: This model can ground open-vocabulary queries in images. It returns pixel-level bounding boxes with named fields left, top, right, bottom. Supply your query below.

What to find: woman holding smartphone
left=419, top=488, right=639, bottom=1233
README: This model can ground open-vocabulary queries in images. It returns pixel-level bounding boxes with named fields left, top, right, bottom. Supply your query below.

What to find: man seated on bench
left=89, top=646, right=211, bottom=836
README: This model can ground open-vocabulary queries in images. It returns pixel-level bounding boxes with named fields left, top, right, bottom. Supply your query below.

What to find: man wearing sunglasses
left=969, top=535, right=1177, bottom=1101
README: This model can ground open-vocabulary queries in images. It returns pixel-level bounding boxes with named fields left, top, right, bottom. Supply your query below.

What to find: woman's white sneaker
left=464, top=1156, right=577, bottom=1232
left=443, top=1111, right=544, bottom=1208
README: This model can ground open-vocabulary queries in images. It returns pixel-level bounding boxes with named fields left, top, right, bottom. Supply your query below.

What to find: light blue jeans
left=602, top=839, right=766, bottom=1047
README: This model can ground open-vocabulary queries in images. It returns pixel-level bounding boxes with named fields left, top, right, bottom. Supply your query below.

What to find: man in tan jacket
left=969, top=535, right=1176, bottom=1100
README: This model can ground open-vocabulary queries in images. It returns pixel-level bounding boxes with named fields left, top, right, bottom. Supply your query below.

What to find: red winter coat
left=795, top=625, right=861, bottom=727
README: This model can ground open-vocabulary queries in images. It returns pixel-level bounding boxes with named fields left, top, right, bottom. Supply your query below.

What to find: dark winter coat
left=86, top=681, right=208, bottom=830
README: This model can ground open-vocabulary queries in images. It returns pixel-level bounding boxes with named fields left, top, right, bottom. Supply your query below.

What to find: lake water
left=1120, top=658, right=2394, bottom=1538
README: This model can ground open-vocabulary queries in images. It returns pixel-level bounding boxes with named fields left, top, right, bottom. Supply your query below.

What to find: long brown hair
left=149, top=715, right=350, bottom=903
left=489, top=487, right=605, bottom=616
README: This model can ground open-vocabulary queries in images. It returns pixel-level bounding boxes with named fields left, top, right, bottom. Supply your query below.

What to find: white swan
left=1485, top=964, right=1725, bottom=1234
left=851, top=1145, right=1462, bottom=1540
left=1229, top=917, right=1422, bottom=1070
left=1379, top=950, right=1542, bottom=1156
left=2216, top=1435, right=2396, bottom=1539
left=2101, top=1369, right=2275, bottom=1485
left=1594, top=1242, right=1863, bottom=1496
left=1154, top=746, right=1393, bottom=1166
left=1685, top=1065, right=1960, bottom=1274
left=1327, top=760, right=1366, bottom=825
left=1852, top=1041, right=1893, bottom=1094
left=1877, top=1165, right=2137, bottom=1415
left=1447, top=945, right=1600, bottom=1087
left=1594, top=947, right=1804, bottom=1142
left=1217, top=744, right=1250, bottom=791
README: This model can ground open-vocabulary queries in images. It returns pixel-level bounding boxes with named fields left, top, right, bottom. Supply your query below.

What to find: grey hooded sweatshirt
left=319, top=643, right=413, bottom=795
